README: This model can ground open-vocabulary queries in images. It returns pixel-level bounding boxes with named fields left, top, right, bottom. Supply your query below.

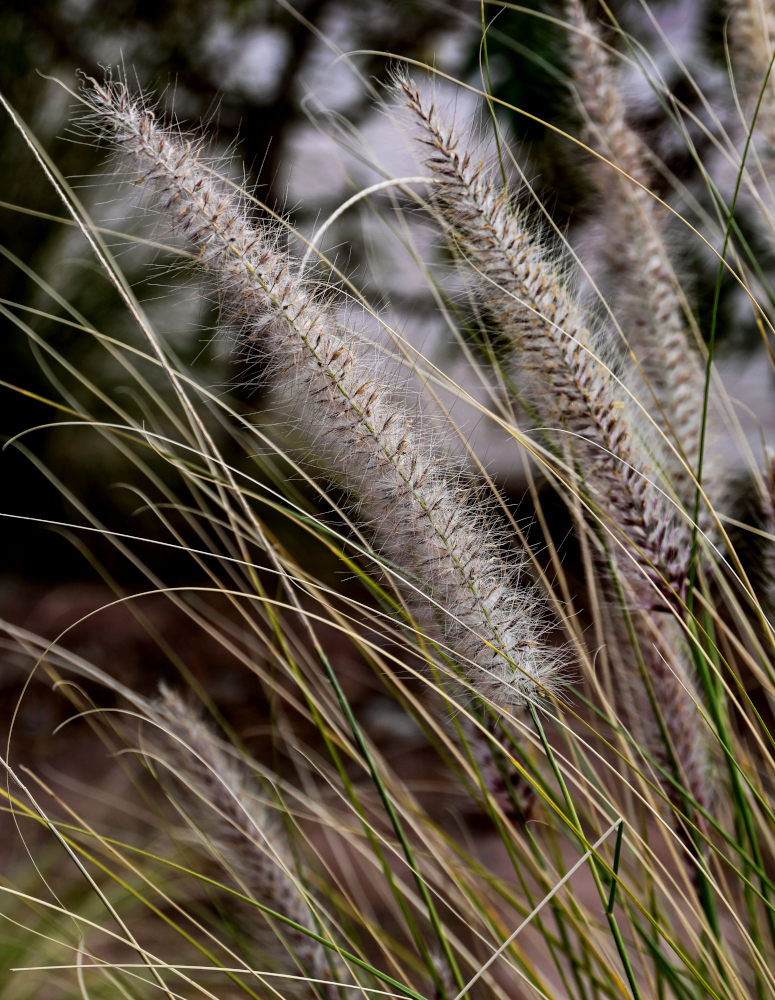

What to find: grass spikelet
left=565, top=0, right=721, bottom=525
left=76, top=73, right=564, bottom=713
left=399, top=73, right=690, bottom=614
left=621, top=613, right=714, bottom=843
left=143, top=686, right=343, bottom=998
left=729, top=0, right=775, bottom=151
left=398, top=71, right=719, bottom=854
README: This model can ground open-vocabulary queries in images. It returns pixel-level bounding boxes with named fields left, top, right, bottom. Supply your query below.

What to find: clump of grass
left=2, top=4, right=775, bottom=1000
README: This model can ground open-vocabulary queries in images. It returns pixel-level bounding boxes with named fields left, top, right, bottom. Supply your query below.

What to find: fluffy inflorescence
left=611, top=610, right=713, bottom=837
left=565, top=0, right=719, bottom=526
left=399, top=74, right=716, bottom=830
left=80, top=75, right=562, bottom=710
left=730, top=0, right=775, bottom=152
left=562, top=4, right=714, bottom=826
left=641, top=623, right=712, bottom=824
left=400, top=76, right=691, bottom=612
left=144, top=687, right=337, bottom=992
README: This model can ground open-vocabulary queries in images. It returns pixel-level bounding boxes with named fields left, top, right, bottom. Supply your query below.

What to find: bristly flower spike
left=729, top=0, right=775, bottom=153
left=78, top=73, right=565, bottom=712
left=564, top=0, right=722, bottom=531
left=398, top=73, right=718, bottom=848
left=144, top=686, right=343, bottom=999
left=399, top=73, right=691, bottom=613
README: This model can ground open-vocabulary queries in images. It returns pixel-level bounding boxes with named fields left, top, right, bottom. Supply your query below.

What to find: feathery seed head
left=80, top=71, right=566, bottom=713
left=563, top=4, right=723, bottom=528
left=143, top=687, right=341, bottom=994
left=400, top=73, right=692, bottom=612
